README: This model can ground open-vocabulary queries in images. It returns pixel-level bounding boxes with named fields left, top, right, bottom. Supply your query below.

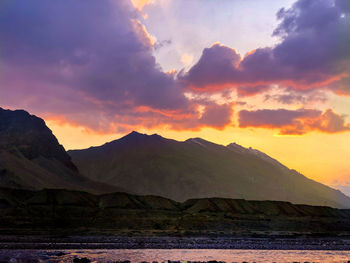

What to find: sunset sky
left=1, top=0, right=350, bottom=194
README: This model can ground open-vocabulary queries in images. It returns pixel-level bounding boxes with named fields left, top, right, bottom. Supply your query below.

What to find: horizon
left=1, top=0, right=350, bottom=197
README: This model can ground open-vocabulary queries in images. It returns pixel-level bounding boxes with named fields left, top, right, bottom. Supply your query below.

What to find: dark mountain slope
left=69, top=131, right=350, bottom=208
left=0, top=107, right=123, bottom=194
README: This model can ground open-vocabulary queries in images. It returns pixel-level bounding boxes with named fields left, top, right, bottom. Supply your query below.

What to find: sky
left=0, top=0, right=350, bottom=194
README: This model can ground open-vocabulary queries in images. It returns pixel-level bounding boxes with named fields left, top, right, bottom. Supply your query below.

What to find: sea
left=0, top=249, right=350, bottom=262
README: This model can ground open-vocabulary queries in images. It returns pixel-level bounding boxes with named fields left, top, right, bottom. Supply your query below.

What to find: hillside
left=1, top=187, right=350, bottom=237
left=69, top=131, right=350, bottom=208
left=0, top=107, right=123, bottom=194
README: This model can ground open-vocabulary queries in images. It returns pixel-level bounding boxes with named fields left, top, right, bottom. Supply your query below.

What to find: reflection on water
left=0, top=249, right=350, bottom=262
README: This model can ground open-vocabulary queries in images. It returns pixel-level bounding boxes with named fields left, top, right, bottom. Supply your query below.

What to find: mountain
left=0, top=107, right=122, bottom=194
left=68, top=131, right=350, bottom=208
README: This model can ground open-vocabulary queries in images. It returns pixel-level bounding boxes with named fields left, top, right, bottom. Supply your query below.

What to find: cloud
left=182, top=0, right=350, bottom=95
left=181, top=44, right=242, bottom=91
left=331, top=76, right=350, bottom=96
left=0, top=0, right=232, bottom=132
left=108, top=102, right=234, bottom=132
left=239, top=108, right=350, bottom=135
left=264, top=88, right=328, bottom=105
left=197, top=103, right=233, bottom=129
left=0, top=0, right=348, bottom=137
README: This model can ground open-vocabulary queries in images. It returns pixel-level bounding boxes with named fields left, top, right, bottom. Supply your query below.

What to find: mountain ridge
left=68, top=131, right=350, bottom=208
left=1, top=107, right=348, bottom=208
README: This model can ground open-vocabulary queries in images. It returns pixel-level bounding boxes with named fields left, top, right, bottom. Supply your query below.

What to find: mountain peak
left=123, top=131, right=164, bottom=140
left=99, top=131, right=168, bottom=149
left=0, top=107, right=74, bottom=167
left=121, top=131, right=148, bottom=140
left=129, top=130, right=143, bottom=136
left=125, top=131, right=163, bottom=137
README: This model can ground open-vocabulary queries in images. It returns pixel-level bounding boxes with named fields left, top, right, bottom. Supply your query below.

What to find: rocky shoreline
left=1, top=235, right=350, bottom=250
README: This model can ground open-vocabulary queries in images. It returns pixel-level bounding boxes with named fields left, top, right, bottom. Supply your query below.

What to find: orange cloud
left=44, top=101, right=234, bottom=135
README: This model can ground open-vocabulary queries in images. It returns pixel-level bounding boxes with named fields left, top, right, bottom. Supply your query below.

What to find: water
left=1, top=249, right=350, bottom=262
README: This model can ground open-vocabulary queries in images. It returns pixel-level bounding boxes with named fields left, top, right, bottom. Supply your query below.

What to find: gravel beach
left=1, top=235, right=350, bottom=250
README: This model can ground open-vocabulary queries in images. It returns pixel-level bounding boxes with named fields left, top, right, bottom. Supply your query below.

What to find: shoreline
left=1, top=236, right=350, bottom=250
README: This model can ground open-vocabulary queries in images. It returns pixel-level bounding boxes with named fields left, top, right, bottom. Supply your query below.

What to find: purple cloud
left=0, top=0, right=230, bottom=132
left=239, top=108, right=350, bottom=135
left=198, top=103, right=233, bottom=129
left=0, top=0, right=348, bottom=136
left=182, top=0, right=350, bottom=95
left=182, top=44, right=241, bottom=90
left=264, top=89, right=328, bottom=105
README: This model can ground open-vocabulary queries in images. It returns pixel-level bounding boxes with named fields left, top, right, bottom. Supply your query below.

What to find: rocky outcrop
left=0, top=108, right=76, bottom=170
left=0, top=107, right=123, bottom=194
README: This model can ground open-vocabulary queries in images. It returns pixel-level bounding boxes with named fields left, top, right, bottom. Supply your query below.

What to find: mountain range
left=69, top=131, right=350, bottom=208
left=1, top=107, right=349, bottom=208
